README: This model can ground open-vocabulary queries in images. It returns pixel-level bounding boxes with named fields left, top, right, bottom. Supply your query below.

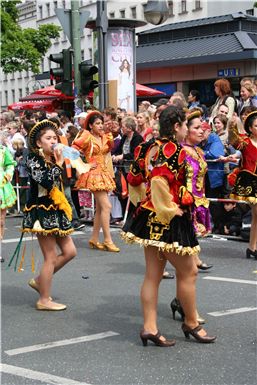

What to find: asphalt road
left=1, top=216, right=256, bottom=385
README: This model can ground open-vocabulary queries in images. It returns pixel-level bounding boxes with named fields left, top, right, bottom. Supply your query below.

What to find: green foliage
left=1, top=1, right=61, bottom=74
left=254, top=2, right=257, bottom=8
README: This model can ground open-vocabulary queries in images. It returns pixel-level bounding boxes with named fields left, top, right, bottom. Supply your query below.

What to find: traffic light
left=49, top=48, right=73, bottom=96
left=79, top=62, right=98, bottom=96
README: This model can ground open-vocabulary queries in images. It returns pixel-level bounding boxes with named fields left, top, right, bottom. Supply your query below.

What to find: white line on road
left=208, top=307, right=257, bottom=317
left=0, top=363, right=91, bottom=385
left=203, top=276, right=257, bottom=285
left=5, top=331, right=119, bottom=356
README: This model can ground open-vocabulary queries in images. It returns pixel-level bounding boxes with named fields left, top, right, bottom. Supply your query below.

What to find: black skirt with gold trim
left=121, top=206, right=200, bottom=256
left=22, top=197, right=73, bottom=236
left=230, top=170, right=257, bottom=205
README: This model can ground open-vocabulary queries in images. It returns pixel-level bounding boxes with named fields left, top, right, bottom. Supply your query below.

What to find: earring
left=38, top=148, right=44, bottom=156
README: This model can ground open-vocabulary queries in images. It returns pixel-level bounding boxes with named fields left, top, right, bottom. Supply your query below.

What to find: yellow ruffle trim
left=49, top=187, right=72, bottom=221
left=22, top=228, right=74, bottom=237
left=230, top=194, right=257, bottom=205
left=120, top=231, right=201, bottom=256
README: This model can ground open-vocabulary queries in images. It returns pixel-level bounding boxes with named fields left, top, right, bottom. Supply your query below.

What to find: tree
left=0, top=0, right=61, bottom=74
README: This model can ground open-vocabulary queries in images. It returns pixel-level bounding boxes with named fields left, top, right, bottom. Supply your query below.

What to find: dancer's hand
left=53, top=146, right=64, bottom=167
left=175, top=206, right=184, bottom=217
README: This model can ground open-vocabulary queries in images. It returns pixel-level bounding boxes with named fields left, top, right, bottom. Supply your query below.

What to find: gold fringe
left=24, top=204, right=57, bottom=212
left=22, top=228, right=74, bottom=237
left=49, top=187, right=72, bottom=220
left=120, top=231, right=201, bottom=256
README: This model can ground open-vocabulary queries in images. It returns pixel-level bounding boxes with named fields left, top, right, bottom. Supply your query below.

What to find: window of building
left=89, top=48, right=92, bottom=59
left=120, top=9, right=125, bottom=18
left=19, top=88, right=23, bottom=98
left=46, top=3, right=50, bottom=17
left=246, top=9, right=254, bottom=15
left=62, top=0, right=66, bottom=9
left=26, top=70, right=30, bottom=78
left=81, top=50, right=85, bottom=61
left=109, top=12, right=115, bottom=18
left=80, top=0, right=83, bottom=6
left=18, top=71, right=22, bottom=79
left=41, top=59, right=44, bottom=72
left=12, top=89, right=15, bottom=103
left=5, top=91, right=8, bottom=106
left=194, top=0, right=201, bottom=10
left=131, top=7, right=137, bottom=19
left=38, top=5, right=43, bottom=19
left=180, top=0, right=187, bottom=14
left=54, top=1, right=58, bottom=10
left=168, top=1, right=174, bottom=16
left=11, top=72, right=15, bottom=80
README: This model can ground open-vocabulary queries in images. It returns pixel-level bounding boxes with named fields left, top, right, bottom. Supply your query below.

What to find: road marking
left=203, top=276, right=257, bottom=285
left=208, top=307, right=257, bottom=317
left=0, top=363, right=91, bottom=385
left=5, top=331, right=119, bottom=356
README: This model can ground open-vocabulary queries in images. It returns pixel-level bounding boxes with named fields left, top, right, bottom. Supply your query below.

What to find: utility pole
left=96, top=0, right=108, bottom=110
left=71, top=0, right=81, bottom=98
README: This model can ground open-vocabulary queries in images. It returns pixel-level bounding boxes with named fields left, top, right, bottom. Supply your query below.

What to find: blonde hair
left=240, top=81, right=256, bottom=97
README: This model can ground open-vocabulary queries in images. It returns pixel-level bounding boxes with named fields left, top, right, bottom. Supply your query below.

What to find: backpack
left=223, top=95, right=239, bottom=114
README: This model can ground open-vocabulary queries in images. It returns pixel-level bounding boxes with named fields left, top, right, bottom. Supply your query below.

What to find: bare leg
left=36, top=234, right=63, bottom=307
left=54, top=236, right=76, bottom=273
left=249, top=205, right=257, bottom=251
left=141, top=246, right=166, bottom=336
left=163, top=250, right=198, bottom=329
left=93, top=191, right=113, bottom=243
left=0, top=209, right=7, bottom=240
left=90, top=196, right=102, bottom=242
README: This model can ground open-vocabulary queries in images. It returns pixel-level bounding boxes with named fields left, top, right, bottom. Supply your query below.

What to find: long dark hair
left=119, top=59, right=131, bottom=77
left=159, top=105, right=186, bottom=139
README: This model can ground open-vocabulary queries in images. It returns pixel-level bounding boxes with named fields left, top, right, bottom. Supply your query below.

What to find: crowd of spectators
left=1, top=76, right=257, bottom=239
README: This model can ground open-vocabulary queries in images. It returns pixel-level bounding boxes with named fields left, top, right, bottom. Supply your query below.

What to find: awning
left=33, top=85, right=74, bottom=100
left=8, top=99, right=56, bottom=112
left=136, top=83, right=165, bottom=97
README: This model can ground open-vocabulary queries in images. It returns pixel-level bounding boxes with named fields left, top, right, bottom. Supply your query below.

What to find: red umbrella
left=136, top=83, right=165, bottom=97
left=8, top=99, right=55, bottom=112
left=33, top=85, right=74, bottom=100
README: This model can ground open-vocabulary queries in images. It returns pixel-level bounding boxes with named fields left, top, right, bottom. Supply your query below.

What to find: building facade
left=1, top=0, right=256, bottom=109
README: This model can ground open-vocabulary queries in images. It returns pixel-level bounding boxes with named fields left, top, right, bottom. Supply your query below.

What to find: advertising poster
left=107, top=28, right=135, bottom=112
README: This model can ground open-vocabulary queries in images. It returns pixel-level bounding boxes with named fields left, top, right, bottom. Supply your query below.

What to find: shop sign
left=218, top=68, right=240, bottom=77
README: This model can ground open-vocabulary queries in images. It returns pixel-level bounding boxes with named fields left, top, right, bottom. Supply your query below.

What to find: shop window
left=120, top=9, right=125, bottom=18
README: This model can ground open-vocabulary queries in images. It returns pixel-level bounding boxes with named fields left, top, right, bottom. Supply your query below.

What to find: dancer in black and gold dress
left=122, top=106, right=216, bottom=346
left=23, top=120, right=76, bottom=310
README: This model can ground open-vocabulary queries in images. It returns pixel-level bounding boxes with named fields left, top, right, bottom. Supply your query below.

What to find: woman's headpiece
left=244, top=110, right=257, bottom=135
left=28, top=119, right=58, bottom=150
left=82, top=110, right=103, bottom=131
left=187, top=110, right=202, bottom=123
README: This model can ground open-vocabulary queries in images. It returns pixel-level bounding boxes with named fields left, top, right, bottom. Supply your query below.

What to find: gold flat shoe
left=28, top=278, right=52, bottom=301
left=36, top=302, right=67, bottom=311
left=103, top=242, right=120, bottom=252
left=88, top=240, right=105, bottom=250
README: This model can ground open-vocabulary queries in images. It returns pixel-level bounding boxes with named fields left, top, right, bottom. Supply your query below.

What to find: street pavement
left=1, top=216, right=257, bottom=385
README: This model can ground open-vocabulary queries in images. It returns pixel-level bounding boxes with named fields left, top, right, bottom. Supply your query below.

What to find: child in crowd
left=215, top=201, right=242, bottom=236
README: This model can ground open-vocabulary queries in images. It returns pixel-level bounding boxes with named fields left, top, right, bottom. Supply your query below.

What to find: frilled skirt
left=75, top=167, right=116, bottom=192
left=230, top=170, right=257, bottom=205
left=121, top=206, right=200, bottom=256
left=22, top=204, right=73, bottom=236
left=0, top=182, right=16, bottom=210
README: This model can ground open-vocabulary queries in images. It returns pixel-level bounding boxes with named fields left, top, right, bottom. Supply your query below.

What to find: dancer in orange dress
left=72, top=111, right=120, bottom=252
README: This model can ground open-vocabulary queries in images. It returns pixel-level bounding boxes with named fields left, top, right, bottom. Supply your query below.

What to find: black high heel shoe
left=182, top=323, right=216, bottom=343
left=140, top=330, right=176, bottom=347
left=170, top=298, right=185, bottom=321
left=197, top=262, right=213, bottom=270
left=246, top=248, right=257, bottom=259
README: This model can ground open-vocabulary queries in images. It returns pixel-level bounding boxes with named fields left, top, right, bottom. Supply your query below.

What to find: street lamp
left=144, top=0, right=169, bottom=25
